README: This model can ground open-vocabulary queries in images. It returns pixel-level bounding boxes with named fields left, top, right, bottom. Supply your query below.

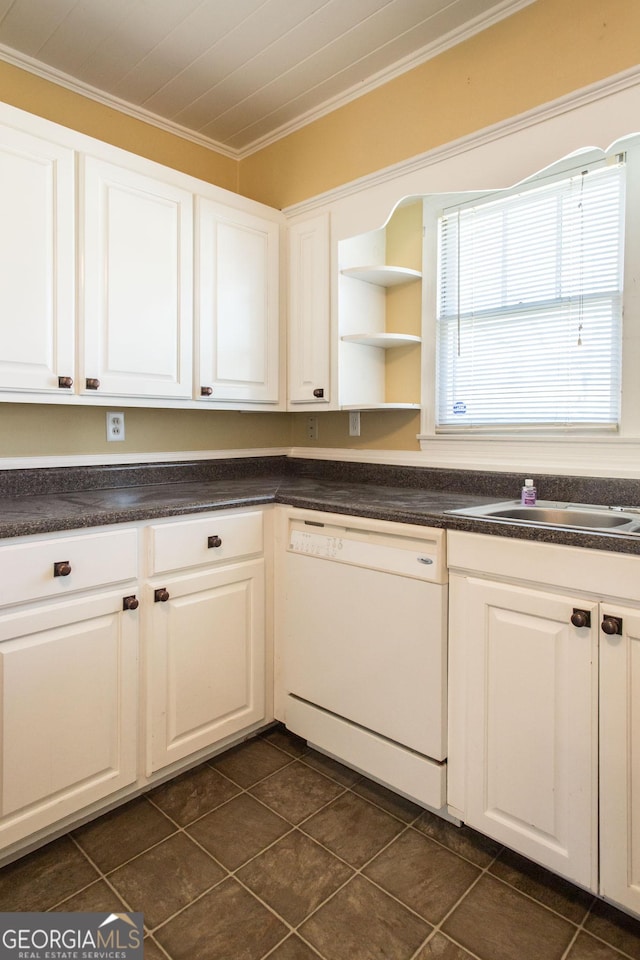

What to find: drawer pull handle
left=85, top=378, right=100, bottom=390
left=602, top=615, right=623, bottom=636
left=123, top=595, right=139, bottom=611
left=313, top=387, right=324, bottom=398
left=53, top=561, right=72, bottom=577
left=571, top=609, right=591, bottom=628
left=154, top=587, right=170, bottom=603
left=208, top=535, right=222, bottom=549
left=58, top=376, right=73, bottom=389
left=201, top=386, right=213, bottom=397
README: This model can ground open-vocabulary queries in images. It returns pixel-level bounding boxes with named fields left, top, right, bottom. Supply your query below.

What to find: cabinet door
left=197, top=198, right=279, bottom=403
left=0, top=125, right=75, bottom=393
left=0, top=591, right=138, bottom=848
left=81, top=156, right=193, bottom=398
left=451, top=575, right=598, bottom=890
left=146, top=559, right=265, bottom=773
left=288, top=213, right=330, bottom=405
left=600, top=604, right=640, bottom=915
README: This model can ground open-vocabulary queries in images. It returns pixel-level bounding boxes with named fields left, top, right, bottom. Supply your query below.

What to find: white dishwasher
left=277, top=507, right=448, bottom=810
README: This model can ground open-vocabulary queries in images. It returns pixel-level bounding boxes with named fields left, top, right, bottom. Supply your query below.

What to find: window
left=436, top=159, right=626, bottom=432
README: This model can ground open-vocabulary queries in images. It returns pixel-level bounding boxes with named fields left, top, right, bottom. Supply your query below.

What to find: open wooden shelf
left=341, top=333, right=421, bottom=349
left=340, top=265, right=422, bottom=287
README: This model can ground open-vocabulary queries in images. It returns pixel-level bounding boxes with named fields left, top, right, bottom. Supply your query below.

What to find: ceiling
left=0, top=0, right=532, bottom=157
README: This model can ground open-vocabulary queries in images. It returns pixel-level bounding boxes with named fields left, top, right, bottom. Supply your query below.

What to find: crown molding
left=282, top=63, right=640, bottom=218
left=229, top=0, right=536, bottom=158
left=0, top=43, right=239, bottom=160
left=0, top=0, right=533, bottom=161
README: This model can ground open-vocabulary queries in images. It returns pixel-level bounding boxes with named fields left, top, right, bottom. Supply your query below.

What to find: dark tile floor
left=1, top=726, right=640, bottom=960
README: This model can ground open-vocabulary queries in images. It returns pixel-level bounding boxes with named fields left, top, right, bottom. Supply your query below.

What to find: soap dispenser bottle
left=521, top=478, right=537, bottom=506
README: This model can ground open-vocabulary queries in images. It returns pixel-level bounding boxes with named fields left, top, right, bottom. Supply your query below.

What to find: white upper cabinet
left=0, top=104, right=285, bottom=409
left=0, top=123, right=75, bottom=394
left=197, top=198, right=280, bottom=404
left=288, top=212, right=331, bottom=406
left=80, top=156, right=193, bottom=399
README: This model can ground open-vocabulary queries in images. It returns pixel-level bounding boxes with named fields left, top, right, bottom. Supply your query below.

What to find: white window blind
left=436, top=161, right=625, bottom=431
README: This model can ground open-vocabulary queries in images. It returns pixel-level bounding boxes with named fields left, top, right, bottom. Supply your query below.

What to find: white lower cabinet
left=0, top=588, right=138, bottom=848
left=448, top=530, right=640, bottom=914
left=449, top=573, right=598, bottom=890
left=0, top=507, right=269, bottom=859
left=600, top=604, right=640, bottom=916
left=146, top=559, right=265, bottom=774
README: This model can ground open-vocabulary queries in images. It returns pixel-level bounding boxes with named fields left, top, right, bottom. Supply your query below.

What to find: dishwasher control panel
left=288, top=520, right=445, bottom=582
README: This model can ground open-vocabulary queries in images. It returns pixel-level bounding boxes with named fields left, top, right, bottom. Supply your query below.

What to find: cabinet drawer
left=149, top=511, right=263, bottom=574
left=0, top=529, right=138, bottom=608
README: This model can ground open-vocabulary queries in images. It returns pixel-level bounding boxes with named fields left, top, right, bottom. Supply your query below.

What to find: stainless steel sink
left=447, top=500, right=640, bottom=533
left=489, top=506, right=633, bottom=527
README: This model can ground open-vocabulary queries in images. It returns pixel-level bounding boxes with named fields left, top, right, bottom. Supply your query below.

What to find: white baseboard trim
left=0, top=447, right=291, bottom=471
left=288, top=447, right=429, bottom=466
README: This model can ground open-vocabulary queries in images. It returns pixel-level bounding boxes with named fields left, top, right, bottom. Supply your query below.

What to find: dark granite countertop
left=0, top=477, right=280, bottom=539
left=2, top=455, right=640, bottom=556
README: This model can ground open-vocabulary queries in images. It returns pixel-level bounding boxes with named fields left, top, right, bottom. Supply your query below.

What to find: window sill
left=417, top=434, right=640, bottom=479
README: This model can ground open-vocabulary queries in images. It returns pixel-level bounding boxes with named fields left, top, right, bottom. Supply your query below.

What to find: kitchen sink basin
left=489, top=506, right=632, bottom=527
left=447, top=500, right=640, bottom=533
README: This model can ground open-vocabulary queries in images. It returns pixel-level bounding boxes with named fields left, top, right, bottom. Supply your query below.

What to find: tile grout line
left=142, top=746, right=421, bottom=953
left=558, top=890, right=607, bottom=960
left=476, top=868, right=596, bottom=931
left=134, top=752, right=361, bottom=941
left=64, top=754, right=558, bottom=958
left=22, top=733, right=640, bottom=960
left=406, top=841, right=506, bottom=960
left=52, top=734, right=407, bottom=912
left=255, top=732, right=640, bottom=958
left=58, top=799, right=636, bottom=960
left=257, top=731, right=638, bottom=958
left=563, top=898, right=640, bottom=960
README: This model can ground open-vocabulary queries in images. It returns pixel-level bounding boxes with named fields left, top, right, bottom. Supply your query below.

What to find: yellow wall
left=1, top=0, right=639, bottom=458
left=240, top=0, right=640, bottom=209
left=385, top=202, right=423, bottom=406
left=0, top=405, right=292, bottom=458
left=291, top=410, right=421, bottom=450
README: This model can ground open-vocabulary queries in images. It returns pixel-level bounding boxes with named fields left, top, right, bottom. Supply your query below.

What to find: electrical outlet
left=106, top=411, right=125, bottom=442
left=349, top=411, right=361, bottom=437
left=306, top=416, right=318, bottom=441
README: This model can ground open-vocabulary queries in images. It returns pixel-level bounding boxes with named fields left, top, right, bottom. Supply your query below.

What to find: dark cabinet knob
left=122, top=595, right=139, bottom=611
left=313, top=388, right=325, bottom=398
left=154, top=587, right=170, bottom=603
left=53, top=561, right=72, bottom=577
left=208, top=535, right=222, bottom=549
left=201, top=386, right=213, bottom=397
left=602, top=615, right=623, bottom=636
left=58, top=376, right=73, bottom=389
left=570, top=609, right=591, bottom=628
left=85, top=378, right=100, bottom=390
